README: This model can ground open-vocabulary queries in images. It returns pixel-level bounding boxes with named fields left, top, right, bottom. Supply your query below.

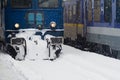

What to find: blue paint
left=113, top=0, right=115, bottom=2
left=5, top=0, right=64, bottom=42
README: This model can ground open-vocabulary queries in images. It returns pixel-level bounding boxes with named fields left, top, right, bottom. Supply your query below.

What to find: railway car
left=63, top=0, right=86, bottom=49
left=64, top=0, right=120, bottom=59
left=4, top=0, right=64, bottom=60
left=86, top=0, right=120, bottom=59
left=63, top=0, right=84, bottom=41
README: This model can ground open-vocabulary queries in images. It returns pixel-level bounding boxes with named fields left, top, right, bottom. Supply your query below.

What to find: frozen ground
left=0, top=45, right=120, bottom=80
left=0, top=52, right=26, bottom=80
left=1, top=29, right=120, bottom=80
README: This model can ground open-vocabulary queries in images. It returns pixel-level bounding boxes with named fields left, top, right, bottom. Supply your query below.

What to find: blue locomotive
left=5, top=0, right=64, bottom=37
left=64, top=0, right=120, bottom=59
left=1, top=0, right=64, bottom=60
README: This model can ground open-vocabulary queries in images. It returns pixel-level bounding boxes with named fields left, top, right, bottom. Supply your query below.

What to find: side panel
left=87, top=27, right=120, bottom=50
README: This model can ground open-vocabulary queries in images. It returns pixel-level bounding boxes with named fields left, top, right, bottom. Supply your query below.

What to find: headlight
left=50, top=21, right=56, bottom=28
left=15, top=23, right=20, bottom=28
left=38, top=25, right=42, bottom=30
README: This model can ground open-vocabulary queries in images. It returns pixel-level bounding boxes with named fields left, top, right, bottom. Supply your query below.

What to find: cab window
left=11, top=0, right=32, bottom=8
left=38, top=0, right=59, bottom=8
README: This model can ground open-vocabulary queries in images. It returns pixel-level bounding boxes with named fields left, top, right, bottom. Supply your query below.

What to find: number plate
left=11, top=38, right=25, bottom=45
left=50, top=37, right=63, bottom=45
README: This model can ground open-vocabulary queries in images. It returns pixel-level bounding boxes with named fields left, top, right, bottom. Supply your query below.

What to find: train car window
left=87, top=0, right=92, bottom=22
left=73, top=5, right=76, bottom=15
left=66, top=6, right=69, bottom=23
left=39, top=0, right=58, bottom=8
left=116, top=0, right=120, bottom=23
left=68, top=5, right=72, bottom=22
left=76, top=1, right=81, bottom=22
left=11, top=0, right=32, bottom=8
left=94, top=0, right=101, bottom=22
left=64, top=6, right=67, bottom=23
left=104, top=0, right=112, bottom=22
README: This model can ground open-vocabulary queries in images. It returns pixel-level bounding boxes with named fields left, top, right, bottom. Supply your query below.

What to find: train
left=0, top=0, right=64, bottom=60
left=1, top=0, right=120, bottom=60
left=64, top=0, right=120, bottom=59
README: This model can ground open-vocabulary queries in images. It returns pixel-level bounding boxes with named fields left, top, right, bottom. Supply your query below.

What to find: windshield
left=38, top=0, right=59, bottom=8
left=11, top=0, right=32, bottom=8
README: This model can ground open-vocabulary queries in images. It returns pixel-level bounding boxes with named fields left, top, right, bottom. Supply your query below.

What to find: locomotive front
left=5, top=0, right=64, bottom=60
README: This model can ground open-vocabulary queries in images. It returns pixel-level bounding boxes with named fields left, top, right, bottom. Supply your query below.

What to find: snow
left=0, top=53, right=26, bottom=80
left=1, top=45, right=120, bottom=80
left=1, top=29, right=120, bottom=80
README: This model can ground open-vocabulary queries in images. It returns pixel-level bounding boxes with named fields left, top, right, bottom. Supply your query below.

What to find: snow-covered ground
left=1, top=29, right=120, bottom=80
left=1, top=45, right=120, bottom=80
left=0, top=52, right=26, bottom=80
